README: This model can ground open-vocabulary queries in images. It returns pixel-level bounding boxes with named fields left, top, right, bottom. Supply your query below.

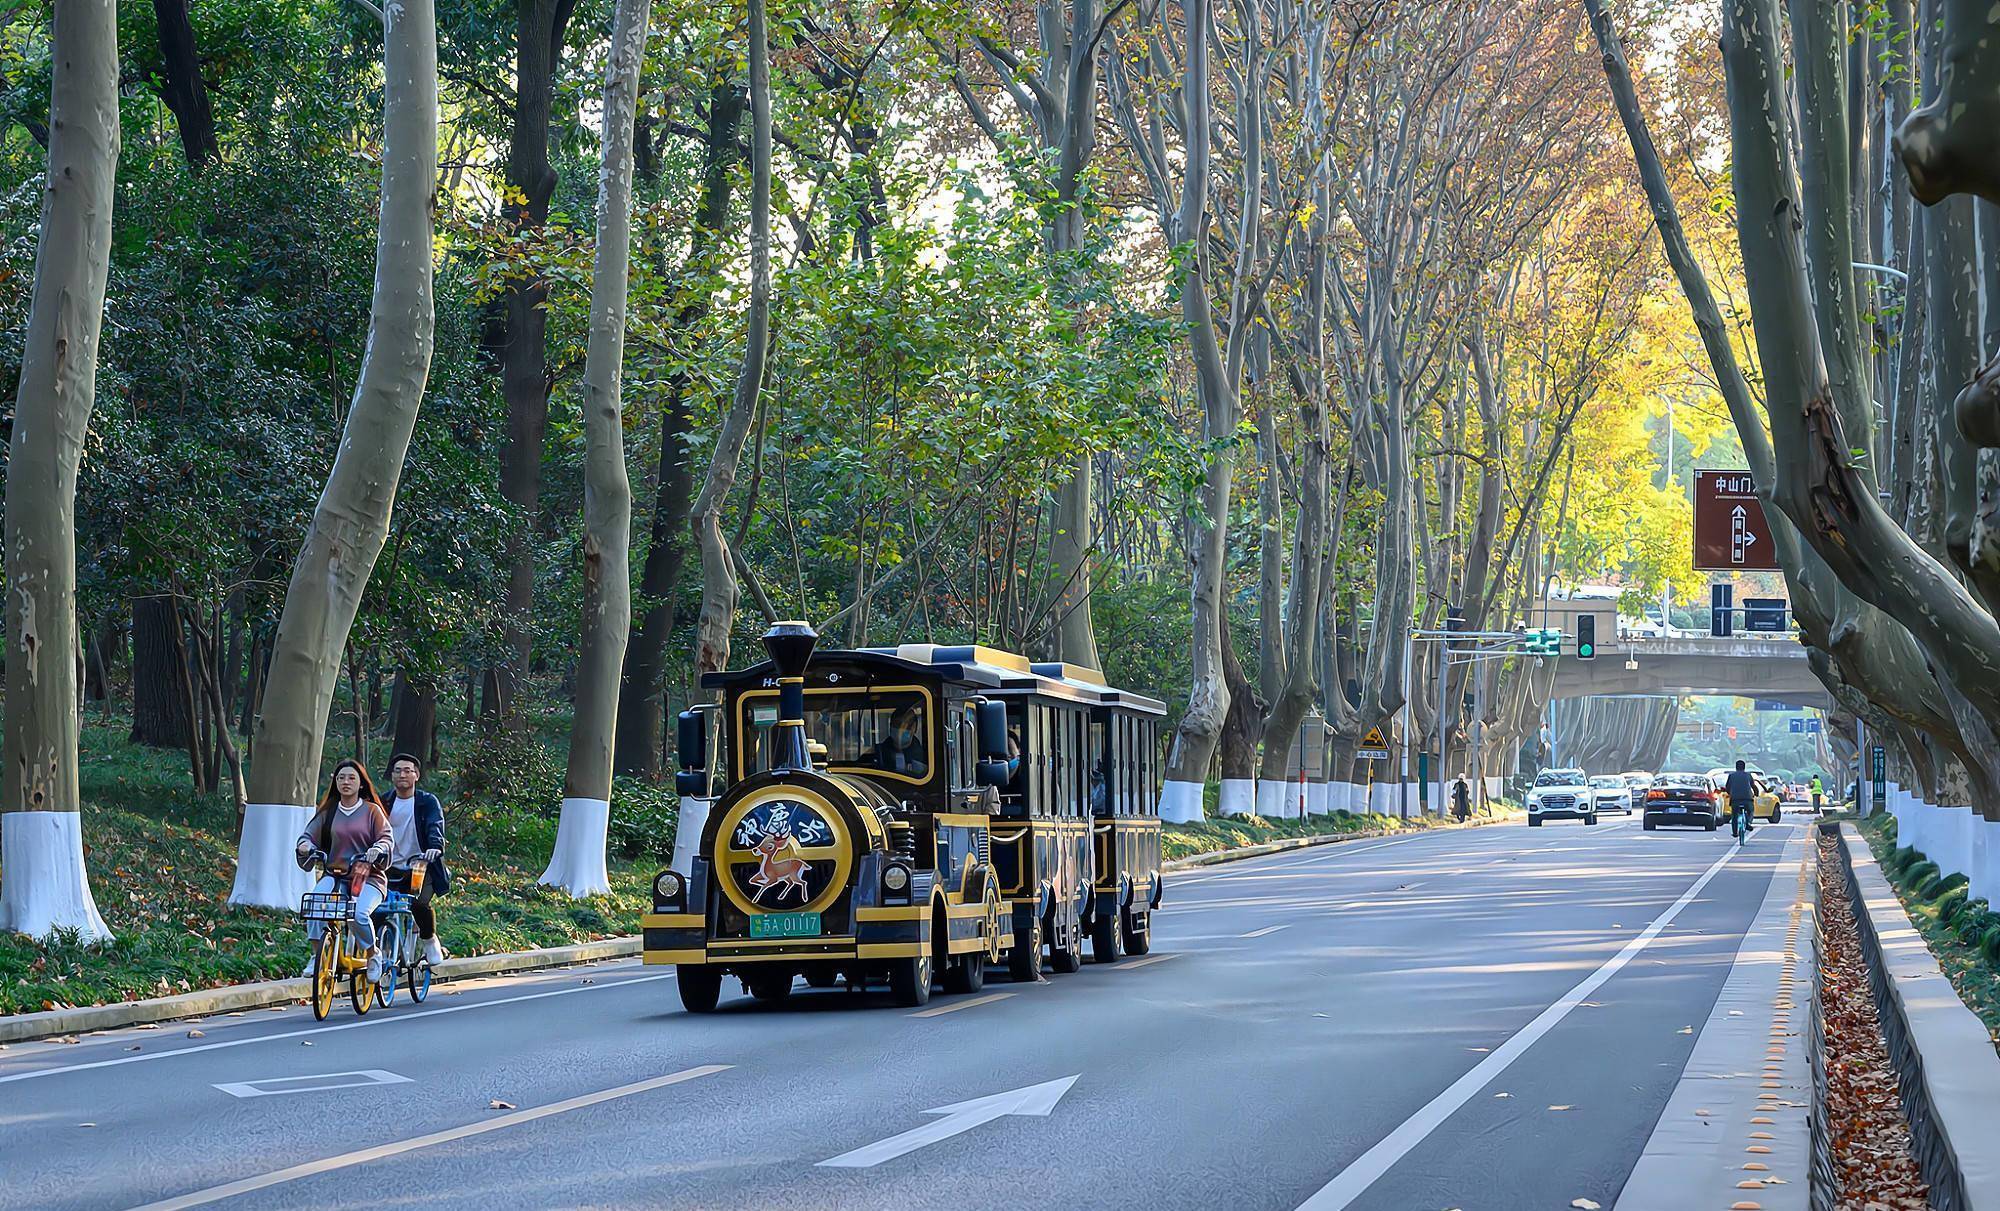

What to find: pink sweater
left=299, top=801, right=393, bottom=892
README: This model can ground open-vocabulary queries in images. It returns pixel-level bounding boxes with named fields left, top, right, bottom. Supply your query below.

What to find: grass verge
left=0, top=720, right=653, bottom=1017
left=1856, top=812, right=2000, bottom=1052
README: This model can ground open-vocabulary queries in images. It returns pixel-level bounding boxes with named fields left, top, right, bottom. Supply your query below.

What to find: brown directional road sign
left=1693, top=469, right=1779, bottom=571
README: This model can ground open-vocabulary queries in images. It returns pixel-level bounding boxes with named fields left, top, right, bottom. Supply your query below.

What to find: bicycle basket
left=300, top=892, right=352, bottom=922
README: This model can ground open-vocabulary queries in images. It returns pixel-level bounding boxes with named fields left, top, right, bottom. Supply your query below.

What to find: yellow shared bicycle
left=299, top=857, right=378, bottom=1021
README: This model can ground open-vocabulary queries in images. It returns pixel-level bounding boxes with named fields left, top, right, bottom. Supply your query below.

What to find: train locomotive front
left=643, top=622, right=1012, bottom=1011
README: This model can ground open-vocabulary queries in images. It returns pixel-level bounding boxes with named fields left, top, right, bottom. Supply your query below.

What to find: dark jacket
left=1724, top=769, right=1757, bottom=806
left=389, top=788, right=452, bottom=896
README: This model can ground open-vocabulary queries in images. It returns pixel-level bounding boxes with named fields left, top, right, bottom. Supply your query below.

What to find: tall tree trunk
left=150, top=0, right=217, bottom=167
left=613, top=79, right=743, bottom=778
left=230, top=0, right=438, bottom=907
left=0, top=0, right=118, bottom=940
left=544, top=0, right=648, bottom=897
left=489, top=0, right=578, bottom=725
left=130, top=595, right=194, bottom=751
left=389, top=671, right=439, bottom=767
left=691, top=0, right=770, bottom=677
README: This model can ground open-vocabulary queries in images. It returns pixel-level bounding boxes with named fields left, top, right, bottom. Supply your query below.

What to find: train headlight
left=883, top=864, right=911, bottom=894
left=653, top=870, right=684, bottom=906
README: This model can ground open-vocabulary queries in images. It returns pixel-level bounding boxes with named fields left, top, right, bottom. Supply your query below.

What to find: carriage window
left=1089, top=718, right=1109, bottom=815
left=739, top=690, right=930, bottom=780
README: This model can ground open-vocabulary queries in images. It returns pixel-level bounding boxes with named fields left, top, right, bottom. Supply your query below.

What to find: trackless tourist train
left=642, top=622, right=1165, bottom=1011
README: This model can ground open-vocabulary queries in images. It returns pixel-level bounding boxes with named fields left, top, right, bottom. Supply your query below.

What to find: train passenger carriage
left=643, top=621, right=1167, bottom=1011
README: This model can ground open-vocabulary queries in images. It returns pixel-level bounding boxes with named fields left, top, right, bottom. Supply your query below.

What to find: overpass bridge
left=1530, top=599, right=1826, bottom=706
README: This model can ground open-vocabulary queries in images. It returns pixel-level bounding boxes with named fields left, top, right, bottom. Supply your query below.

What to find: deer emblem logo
left=748, top=829, right=812, bottom=905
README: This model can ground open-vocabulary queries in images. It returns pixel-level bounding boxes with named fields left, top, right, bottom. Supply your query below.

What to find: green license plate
left=749, top=912, right=821, bottom=939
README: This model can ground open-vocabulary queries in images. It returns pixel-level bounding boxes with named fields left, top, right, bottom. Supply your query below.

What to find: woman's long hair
left=317, top=758, right=384, bottom=815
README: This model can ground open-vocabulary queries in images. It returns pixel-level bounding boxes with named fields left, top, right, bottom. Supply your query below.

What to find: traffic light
left=1519, top=627, right=1565, bottom=656
left=1576, top=614, right=1596, bottom=660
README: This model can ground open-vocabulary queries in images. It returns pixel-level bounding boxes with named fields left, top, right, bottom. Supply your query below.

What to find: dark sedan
left=1642, top=772, right=1720, bottom=831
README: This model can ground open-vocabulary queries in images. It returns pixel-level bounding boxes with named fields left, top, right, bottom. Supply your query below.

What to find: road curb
left=0, top=936, right=640, bottom=1045
left=1161, top=810, right=1522, bottom=872
left=1836, top=822, right=2000, bottom=1211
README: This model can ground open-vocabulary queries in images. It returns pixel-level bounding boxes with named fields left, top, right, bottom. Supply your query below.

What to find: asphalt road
left=0, top=815, right=1800, bottom=1211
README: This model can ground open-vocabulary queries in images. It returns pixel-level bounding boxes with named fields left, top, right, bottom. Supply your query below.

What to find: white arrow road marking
left=213, top=1069, right=413, bottom=1099
left=817, top=1074, right=1079, bottom=1169
left=130, top=1065, right=729, bottom=1210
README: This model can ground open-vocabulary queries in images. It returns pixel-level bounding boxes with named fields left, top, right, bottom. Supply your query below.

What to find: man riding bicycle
left=1725, top=760, right=1757, bottom=840
left=383, top=753, right=450, bottom=966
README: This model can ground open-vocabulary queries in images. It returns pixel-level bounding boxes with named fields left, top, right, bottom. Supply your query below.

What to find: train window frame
left=735, top=684, right=937, bottom=784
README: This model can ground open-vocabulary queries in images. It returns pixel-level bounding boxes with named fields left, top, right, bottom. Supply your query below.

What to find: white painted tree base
left=1255, top=779, right=1297, bottom=820
left=1160, top=780, right=1204, bottom=824
left=1971, top=818, right=2000, bottom=905
left=1368, top=782, right=1393, bottom=817
left=670, top=797, right=712, bottom=876
left=1304, top=780, right=1330, bottom=817
left=228, top=803, right=316, bottom=910
left=1219, top=779, right=1255, bottom=818
left=0, top=812, right=111, bottom=940
left=539, top=797, right=612, bottom=897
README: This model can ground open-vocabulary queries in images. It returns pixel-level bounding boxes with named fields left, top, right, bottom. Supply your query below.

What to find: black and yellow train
left=643, top=621, right=1165, bottom=1011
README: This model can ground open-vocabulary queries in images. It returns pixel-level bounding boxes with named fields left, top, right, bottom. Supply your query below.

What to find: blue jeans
left=305, top=875, right=383, bottom=948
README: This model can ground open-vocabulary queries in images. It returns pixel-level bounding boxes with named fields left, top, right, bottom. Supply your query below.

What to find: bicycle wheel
left=409, top=958, right=432, bottom=1004
left=311, top=927, right=340, bottom=1021
left=349, top=941, right=375, bottom=1016
left=375, top=919, right=398, bottom=1008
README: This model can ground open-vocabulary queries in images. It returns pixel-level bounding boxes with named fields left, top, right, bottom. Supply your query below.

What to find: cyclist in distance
left=1725, top=759, right=1757, bottom=842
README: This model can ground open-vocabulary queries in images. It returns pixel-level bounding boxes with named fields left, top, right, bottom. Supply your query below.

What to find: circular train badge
left=715, top=788, right=853, bottom=917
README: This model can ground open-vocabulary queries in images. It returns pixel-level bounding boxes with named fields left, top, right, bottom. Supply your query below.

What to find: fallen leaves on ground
left=1820, top=832, right=1927, bottom=1211
left=185, top=1029, right=203, bottom=1038
left=488, top=1099, right=515, bottom=1110
left=1571, top=1199, right=1601, bottom=1210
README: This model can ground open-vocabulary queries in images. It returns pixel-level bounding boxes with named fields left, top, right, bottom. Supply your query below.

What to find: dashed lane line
left=909, top=992, right=1015, bottom=1018
left=1113, top=954, right=1178, bottom=971
left=0, top=971, right=679, bottom=1086
left=126, top=1064, right=730, bottom=1211
left=1240, top=925, right=1289, bottom=938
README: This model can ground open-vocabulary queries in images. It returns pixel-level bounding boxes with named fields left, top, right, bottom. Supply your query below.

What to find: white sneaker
left=366, top=951, right=383, bottom=984
left=422, top=938, right=445, bottom=966
left=299, top=959, right=316, bottom=979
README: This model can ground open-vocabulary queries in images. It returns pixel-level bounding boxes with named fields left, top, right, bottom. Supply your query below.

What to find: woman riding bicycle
left=294, top=759, right=394, bottom=984
left=382, top=752, right=450, bottom=966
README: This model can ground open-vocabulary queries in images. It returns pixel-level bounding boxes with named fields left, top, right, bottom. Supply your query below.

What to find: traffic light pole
left=1411, top=627, right=1549, bottom=816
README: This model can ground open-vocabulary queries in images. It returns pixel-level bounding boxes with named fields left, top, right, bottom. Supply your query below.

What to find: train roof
left=700, top=642, right=1165, bottom=715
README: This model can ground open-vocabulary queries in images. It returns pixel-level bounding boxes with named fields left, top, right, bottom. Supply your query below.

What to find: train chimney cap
left=762, top=620, right=818, bottom=679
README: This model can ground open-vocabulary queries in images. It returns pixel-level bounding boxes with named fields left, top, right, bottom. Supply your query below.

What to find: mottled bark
left=690, top=0, right=770, bottom=676
left=0, top=0, right=118, bottom=939
left=1894, top=0, right=2000, bottom=205
left=559, top=0, right=647, bottom=804
left=239, top=0, right=438, bottom=811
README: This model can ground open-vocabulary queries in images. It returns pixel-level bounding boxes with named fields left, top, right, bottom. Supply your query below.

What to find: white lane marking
left=1292, top=840, right=1742, bottom=1210
left=130, top=1064, right=729, bottom=1210
left=909, top=992, right=1015, bottom=1019
left=0, top=970, right=677, bottom=1086
left=213, top=1069, right=413, bottom=1099
left=1114, top=953, right=1177, bottom=970
left=1240, top=925, right=1288, bottom=938
left=817, top=1074, right=1077, bottom=1169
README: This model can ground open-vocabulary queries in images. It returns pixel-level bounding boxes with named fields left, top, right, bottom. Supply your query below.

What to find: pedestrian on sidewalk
left=383, top=752, right=452, bottom=966
left=1810, top=773, right=1823, bottom=813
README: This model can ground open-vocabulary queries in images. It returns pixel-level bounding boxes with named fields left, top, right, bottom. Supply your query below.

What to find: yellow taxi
left=1707, top=768, right=1783, bottom=823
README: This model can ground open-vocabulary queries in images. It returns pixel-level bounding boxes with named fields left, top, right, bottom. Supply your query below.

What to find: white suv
left=1527, top=768, right=1596, bottom=826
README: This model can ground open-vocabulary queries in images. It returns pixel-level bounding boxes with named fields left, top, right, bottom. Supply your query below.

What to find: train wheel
left=678, top=965, right=723, bottom=1013
left=890, top=948, right=933, bottom=1008
left=1049, top=917, right=1083, bottom=974
left=1121, top=908, right=1152, bottom=955
left=1091, top=907, right=1123, bottom=964
left=980, top=884, right=1004, bottom=964
left=1007, top=917, right=1043, bottom=982
left=747, top=971, right=794, bottom=1002
left=944, top=949, right=986, bottom=995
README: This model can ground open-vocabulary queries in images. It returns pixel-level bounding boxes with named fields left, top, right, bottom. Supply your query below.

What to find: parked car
left=1643, top=772, right=1721, bottom=831
left=1528, top=768, right=1596, bottom=826
left=1589, top=775, right=1635, bottom=816
left=1621, top=771, right=1655, bottom=796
